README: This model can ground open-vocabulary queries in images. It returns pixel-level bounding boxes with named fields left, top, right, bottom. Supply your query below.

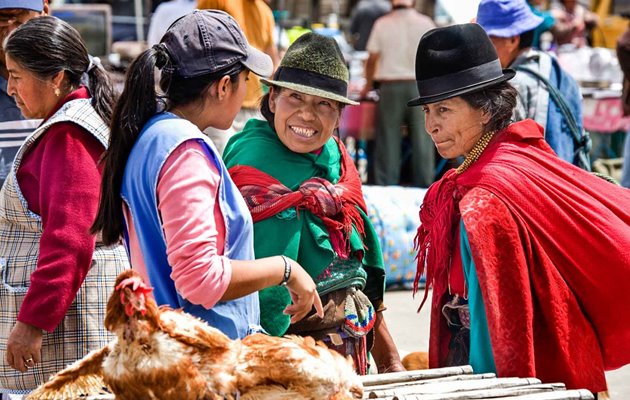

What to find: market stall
left=557, top=46, right=629, bottom=167
left=582, top=89, right=629, bottom=160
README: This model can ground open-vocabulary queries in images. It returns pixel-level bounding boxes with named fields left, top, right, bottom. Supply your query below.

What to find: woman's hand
left=6, top=321, right=42, bottom=373
left=283, top=258, right=324, bottom=324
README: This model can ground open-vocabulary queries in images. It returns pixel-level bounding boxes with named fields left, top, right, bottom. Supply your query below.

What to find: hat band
left=417, top=59, right=503, bottom=98
left=274, top=66, right=348, bottom=97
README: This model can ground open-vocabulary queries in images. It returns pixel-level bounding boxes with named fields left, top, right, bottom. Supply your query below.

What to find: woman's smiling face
left=422, top=96, right=490, bottom=159
left=269, top=87, right=342, bottom=154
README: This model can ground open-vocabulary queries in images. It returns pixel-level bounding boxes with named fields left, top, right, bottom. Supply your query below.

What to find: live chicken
left=26, top=269, right=363, bottom=400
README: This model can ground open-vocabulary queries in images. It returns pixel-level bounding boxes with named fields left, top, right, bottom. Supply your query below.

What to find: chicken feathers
left=26, top=270, right=362, bottom=400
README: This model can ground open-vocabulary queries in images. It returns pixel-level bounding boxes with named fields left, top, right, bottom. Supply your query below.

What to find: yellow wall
left=592, top=0, right=630, bottom=48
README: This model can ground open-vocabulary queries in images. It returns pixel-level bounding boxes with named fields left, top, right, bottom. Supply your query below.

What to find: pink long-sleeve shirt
left=123, top=140, right=232, bottom=309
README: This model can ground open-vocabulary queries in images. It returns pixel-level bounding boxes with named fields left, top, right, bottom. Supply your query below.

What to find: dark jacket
left=616, top=23, right=630, bottom=116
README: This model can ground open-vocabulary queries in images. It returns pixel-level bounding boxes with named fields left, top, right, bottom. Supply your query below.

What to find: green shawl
left=224, top=119, right=384, bottom=336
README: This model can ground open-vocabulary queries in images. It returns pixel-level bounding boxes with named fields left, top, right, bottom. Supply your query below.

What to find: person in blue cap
left=0, top=0, right=47, bottom=119
left=476, top=0, right=588, bottom=169
left=0, top=1, right=47, bottom=189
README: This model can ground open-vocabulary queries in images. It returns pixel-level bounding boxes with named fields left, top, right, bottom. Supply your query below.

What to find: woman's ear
left=215, top=75, right=232, bottom=101
left=481, top=109, right=491, bottom=127
left=51, top=70, right=65, bottom=94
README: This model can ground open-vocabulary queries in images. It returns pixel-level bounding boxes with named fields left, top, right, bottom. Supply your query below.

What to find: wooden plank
left=374, top=389, right=593, bottom=400
left=367, top=377, right=542, bottom=398
left=383, top=383, right=566, bottom=400
left=360, top=366, right=474, bottom=386
left=488, top=389, right=595, bottom=400
left=365, top=372, right=496, bottom=393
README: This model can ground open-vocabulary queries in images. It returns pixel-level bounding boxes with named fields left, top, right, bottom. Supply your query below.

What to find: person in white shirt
left=146, top=0, right=196, bottom=47
left=361, top=0, right=436, bottom=187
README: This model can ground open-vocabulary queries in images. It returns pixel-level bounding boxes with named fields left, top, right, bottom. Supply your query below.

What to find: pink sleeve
left=156, top=140, right=231, bottom=309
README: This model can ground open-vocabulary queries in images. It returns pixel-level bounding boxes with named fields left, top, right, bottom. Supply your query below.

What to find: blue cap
left=477, top=0, right=543, bottom=38
left=0, top=0, right=43, bottom=12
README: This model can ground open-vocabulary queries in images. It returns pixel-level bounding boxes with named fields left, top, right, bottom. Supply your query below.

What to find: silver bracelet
left=278, top=255, right=292, bottom=286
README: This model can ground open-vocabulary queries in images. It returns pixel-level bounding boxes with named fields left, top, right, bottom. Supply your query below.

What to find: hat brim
left=242, top=45, right=274, bottom=78
left=407, top=69, right=515, bottom=107
left=0, top=0, right=43, bottom=11
left=261, top=79, right=359, bottom=106
left=482, top=14, right=544, bottom=38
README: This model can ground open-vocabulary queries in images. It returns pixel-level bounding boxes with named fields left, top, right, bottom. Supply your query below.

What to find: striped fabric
left=240, top=176, right=345, bottom=221
left=0, top=99, right=129, bottom=394
left=229, top=145, right=368, bottom=260
left=0, top=119, right=40, bottom=189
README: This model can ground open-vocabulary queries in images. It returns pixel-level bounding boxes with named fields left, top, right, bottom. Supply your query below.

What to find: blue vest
left=121, top=112, right=260, bottom=339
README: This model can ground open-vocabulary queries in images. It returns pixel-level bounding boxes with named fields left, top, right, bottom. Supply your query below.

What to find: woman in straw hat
left=409, top=23, right=630, bottom=395
left=92, top=10, right=324, bottom=341
left=224, top=32, right=404, bottom=374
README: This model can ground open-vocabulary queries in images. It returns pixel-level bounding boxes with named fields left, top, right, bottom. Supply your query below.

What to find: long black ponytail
left=91, top=47, right=165, bottom=245
left=86, top=58, right=116, bottom=123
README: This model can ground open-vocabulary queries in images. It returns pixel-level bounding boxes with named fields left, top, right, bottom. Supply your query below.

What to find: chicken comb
left=116, top=276, right=154, bottom=317
left=115, top=276, right=153, bottom=294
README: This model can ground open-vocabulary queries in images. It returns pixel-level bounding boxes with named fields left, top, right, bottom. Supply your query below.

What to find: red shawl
left=416, top=119, right=630, bottom=392
left=229, top=137, right=367, bottom=258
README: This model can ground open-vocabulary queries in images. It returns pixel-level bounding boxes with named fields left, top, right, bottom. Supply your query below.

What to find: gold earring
left=53, top=87, right=60, bottom=97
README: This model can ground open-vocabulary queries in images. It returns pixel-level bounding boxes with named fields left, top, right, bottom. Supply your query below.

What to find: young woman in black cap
left=92, top=10, right=323, bottom=340
left=223, top=32, right=404, bottom=374
left=409, top=22, right=630, bottom=396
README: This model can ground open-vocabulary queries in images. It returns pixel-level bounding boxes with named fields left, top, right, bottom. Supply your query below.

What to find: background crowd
left=1, top=0, right=630, bottom=188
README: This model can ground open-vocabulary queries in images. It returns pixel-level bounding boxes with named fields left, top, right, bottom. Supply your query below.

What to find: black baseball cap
left=160, top=9, right=273, bottom=79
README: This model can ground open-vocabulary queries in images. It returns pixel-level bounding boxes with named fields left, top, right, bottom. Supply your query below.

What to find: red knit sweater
left=16, top=87, right=105, bottom=333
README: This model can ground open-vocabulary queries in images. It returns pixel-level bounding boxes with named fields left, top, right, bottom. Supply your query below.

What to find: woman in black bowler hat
left=409, top=23, right=630, bottom=396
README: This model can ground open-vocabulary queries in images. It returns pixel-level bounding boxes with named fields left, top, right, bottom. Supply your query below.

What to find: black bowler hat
left=407, top=23, right=515, bottom=106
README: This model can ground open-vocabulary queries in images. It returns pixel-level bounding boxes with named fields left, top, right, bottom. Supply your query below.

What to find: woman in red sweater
left=0, top=17, right=129, bottom=395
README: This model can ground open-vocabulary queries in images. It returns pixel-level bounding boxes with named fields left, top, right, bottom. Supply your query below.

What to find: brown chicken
left=26, top=270, right=363, bottom=400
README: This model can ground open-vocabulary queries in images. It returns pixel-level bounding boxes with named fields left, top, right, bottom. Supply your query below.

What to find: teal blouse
left=460, top=219, right=497, bottom=373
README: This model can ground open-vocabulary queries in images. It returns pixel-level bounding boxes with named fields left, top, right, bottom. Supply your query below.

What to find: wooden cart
left=360, top=366, right=594, bottom=400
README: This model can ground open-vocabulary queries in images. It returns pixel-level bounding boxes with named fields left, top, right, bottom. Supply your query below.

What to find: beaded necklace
left=456, top=130, right=495, bottom=174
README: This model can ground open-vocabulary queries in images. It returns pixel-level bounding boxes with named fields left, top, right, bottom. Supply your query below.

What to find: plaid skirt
left=0, top=244, right=129, bottom=394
